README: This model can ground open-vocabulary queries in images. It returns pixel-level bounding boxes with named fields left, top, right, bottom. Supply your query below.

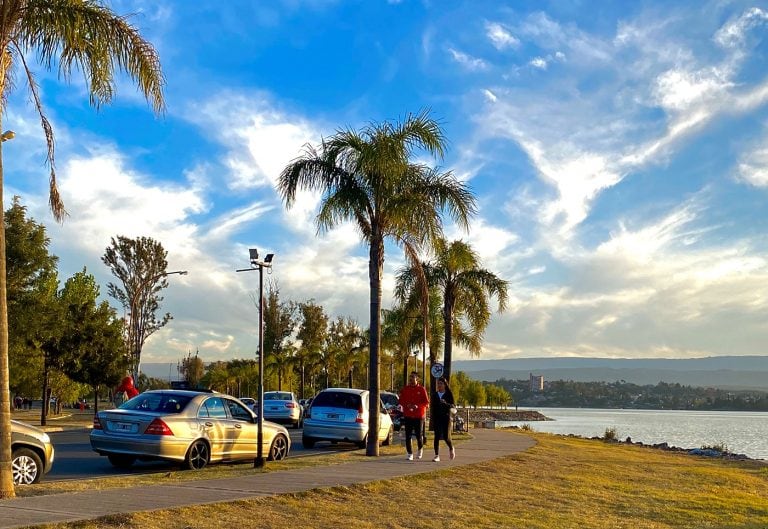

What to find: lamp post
left=128, top=270, right=188, bottom=383
left=236, top=248, right=274, bottom=468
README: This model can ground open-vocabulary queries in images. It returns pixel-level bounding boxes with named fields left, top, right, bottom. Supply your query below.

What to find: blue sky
left=5, top=0, right=768, bottom=366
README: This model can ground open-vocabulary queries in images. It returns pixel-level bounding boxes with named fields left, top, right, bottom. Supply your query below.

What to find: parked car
left=262, top=391, right=303, bottom=429
left=302, top=388, right=393, bottom=449
left=380, top=391, right=403, bottom=431
left=239, top=397, right=256, bottom=411
left=90, top=389, right=291, bottom=470
left=11, top=419, right=55, bottom=485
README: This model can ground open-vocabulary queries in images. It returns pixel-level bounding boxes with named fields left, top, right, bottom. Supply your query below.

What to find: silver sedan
left=90, top=389, right=290, bottom=470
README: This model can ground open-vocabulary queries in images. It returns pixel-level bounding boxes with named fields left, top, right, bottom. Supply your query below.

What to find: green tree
left=263, top=282, right=297, bottom=392
left=102, top=236, right=176, bottom=383
left=425, top=239, right=508, bottom=382
left=464, top=379, right=487, bottom=408
left=179, top=350, right=205, bottom=388
left=0, top=1, right=164, bottom=496
left=295, top=301, right=328, bottom=397
left=279, top=110, right=475, bottom=456
left=382, top=305, right=420, bottom=387
left=59, top=270, right=127, bottom=413
left=5, top=198, right=58, bottom=398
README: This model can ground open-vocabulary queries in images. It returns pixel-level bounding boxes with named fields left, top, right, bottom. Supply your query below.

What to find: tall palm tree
left=0, top=0, right=164, bottom=497
left=399, top=239, right=509, bottom=382
left=279, top=110, right=475, bottom=456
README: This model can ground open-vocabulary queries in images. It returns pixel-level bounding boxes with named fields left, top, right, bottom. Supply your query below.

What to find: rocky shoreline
left=458, top=408, right=552, bottom=422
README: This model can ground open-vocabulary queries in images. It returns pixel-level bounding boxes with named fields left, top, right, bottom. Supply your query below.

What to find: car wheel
left=302, top=435, right=315, bottom=449
left=268, top=434, right=289, bottom=461
left=12, top=448, right=43, bottom=485
left=184, top=440, right=210, bottom=470
left=356, top=434, right=367, bottom=449
left=382, top=426, right=393, bottom=446
left=107, top=454, right=136, bottom=469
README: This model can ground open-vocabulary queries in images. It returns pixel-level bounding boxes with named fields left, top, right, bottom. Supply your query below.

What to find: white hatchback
left=302, top=388, right=393, bottom=448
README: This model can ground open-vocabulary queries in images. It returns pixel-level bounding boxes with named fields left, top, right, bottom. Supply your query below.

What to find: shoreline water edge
left=458, top=408, right=765, bottom=463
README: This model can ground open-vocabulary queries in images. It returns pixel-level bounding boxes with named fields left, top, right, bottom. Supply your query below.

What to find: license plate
left=269, top=406, right=280, bottom=411
left=326, top=413, right=339, bottom=420
left=111, top=421, right=137, bottom=433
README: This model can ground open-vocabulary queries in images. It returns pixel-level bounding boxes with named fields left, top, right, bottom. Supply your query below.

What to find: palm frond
left=19, top=0, right=165, bottom=113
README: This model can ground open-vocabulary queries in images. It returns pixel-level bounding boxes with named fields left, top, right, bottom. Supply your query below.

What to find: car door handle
left=204, top=422, right=213, bottom=428
left=234, top=423, right=242, bottom=429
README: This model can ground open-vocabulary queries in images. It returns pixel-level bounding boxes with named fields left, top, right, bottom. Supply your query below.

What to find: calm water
left=498, top=407, right=767, bottom=460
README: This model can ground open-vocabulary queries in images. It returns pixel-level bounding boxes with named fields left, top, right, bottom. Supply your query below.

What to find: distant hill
left=141, top=363, right=181, bottom=382
left=453, top=356, right=768, bottom=391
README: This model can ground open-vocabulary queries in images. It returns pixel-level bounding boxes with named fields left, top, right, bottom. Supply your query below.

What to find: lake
left=498, top=407, right=767, bottom=460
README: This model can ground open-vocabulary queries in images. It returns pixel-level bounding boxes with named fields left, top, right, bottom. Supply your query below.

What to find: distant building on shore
left=530, top=373, right=544, bottom=392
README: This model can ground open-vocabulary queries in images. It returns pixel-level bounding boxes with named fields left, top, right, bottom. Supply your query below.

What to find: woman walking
left=432, top=376, right=456, bottom=462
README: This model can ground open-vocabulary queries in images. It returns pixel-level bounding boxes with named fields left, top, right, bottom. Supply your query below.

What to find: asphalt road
left=47, top=428, right=365, bottom=481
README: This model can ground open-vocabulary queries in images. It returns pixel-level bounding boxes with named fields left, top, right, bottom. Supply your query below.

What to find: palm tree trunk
left=443, top=298, right=454, bottom=382
left=0, top=50, right=13, bottom=495
left=366, top=235, right=383, bottom=456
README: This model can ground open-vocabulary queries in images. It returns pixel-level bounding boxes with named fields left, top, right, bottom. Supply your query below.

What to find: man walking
left=398, top=371, right=430, bottom=461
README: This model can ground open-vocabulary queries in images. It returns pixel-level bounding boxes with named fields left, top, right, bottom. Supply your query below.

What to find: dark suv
left=11, top=419, right=55, bottom=485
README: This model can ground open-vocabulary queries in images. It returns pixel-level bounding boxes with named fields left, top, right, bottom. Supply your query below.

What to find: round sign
left=430, top=362, right=444, bottom=379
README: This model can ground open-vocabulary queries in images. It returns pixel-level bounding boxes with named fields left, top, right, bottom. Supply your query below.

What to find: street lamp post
left=236, top=248, right=274, bottom=469
left=129, top=270, right=188, bottom=383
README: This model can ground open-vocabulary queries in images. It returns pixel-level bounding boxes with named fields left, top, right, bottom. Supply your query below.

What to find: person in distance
left=432, top=376, right=456, bottom=462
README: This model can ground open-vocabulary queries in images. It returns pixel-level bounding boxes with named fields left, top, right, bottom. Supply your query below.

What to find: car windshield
left=120, top=393, right=192, bottom=413
left=265, top=392, right=292, bottom=401
left=312, top=391, right=362, bottom=410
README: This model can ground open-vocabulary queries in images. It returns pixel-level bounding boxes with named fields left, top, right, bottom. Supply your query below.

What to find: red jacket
left=398, top=384, right=429, bottom=419
left=116, top=376, right=139, bottom=399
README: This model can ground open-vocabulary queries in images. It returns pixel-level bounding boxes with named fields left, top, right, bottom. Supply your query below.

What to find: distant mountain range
left=453, top=356, right=768, bottom=391
left=144, top=355, right=768, bottom=391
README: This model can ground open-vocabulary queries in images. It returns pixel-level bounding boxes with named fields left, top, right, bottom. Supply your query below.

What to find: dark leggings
left=433, top=418, right=453, bottom=455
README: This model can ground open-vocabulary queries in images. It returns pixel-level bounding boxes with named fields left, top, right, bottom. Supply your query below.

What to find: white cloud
left=736, top=127, right=768, bottom=187
left=186, top=92, right=321, bottom=191
left=714, top=7, right=768, bottom=49
left=483, top=89, right=497, bottom=102
left=529, top=57, right=548, bottom=69
left=448, top=48, right=488, bottom=71
left=485, top=22, right=520, bottom=50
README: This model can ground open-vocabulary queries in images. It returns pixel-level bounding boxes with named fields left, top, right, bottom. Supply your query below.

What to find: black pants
left=403, top=417, right=425, bottom=454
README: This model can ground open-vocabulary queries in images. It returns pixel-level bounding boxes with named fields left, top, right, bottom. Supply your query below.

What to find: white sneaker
left=450, top=448, right=456, bottom=460
left=417, top=448, right=423, bottom=459
left=432, top=455, right=440, bottom=462
left=406, top=453, right=413, bottom=461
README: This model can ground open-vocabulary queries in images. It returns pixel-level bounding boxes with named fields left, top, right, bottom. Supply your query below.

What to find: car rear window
left=311, top=391, right=362, bottom=410
left=121, top=393, right=192, bottom=413
left=380, top=393, right=399, bottom=407
left=265, top=392, right=292, bottom=401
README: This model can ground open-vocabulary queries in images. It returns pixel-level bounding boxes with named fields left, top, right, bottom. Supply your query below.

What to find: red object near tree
left=116, top=376, right=139, bottom=399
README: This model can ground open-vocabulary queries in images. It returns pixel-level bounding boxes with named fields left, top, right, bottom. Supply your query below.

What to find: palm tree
left=0, top=0, right=164, bottom=497
left=399, top=239, right=509, bottom=382
left=279, top=110, right=475, bottom=455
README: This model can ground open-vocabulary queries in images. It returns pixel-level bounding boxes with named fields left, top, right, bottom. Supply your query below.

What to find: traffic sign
left=430, top=362, right=444, bottom=379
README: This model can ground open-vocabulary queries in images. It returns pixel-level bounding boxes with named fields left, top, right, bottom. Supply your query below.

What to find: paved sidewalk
left=0, top=429, right=535, bottom=529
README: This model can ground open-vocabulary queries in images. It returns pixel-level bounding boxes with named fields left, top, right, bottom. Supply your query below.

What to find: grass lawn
left=21, top=429, right=768, bottom=529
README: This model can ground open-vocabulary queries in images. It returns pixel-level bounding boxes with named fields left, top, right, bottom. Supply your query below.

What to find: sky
left=5, top=0, right=768, bottom=368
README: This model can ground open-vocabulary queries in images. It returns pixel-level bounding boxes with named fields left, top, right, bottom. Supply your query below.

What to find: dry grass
left=23, top=431, right=768, bottom=529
